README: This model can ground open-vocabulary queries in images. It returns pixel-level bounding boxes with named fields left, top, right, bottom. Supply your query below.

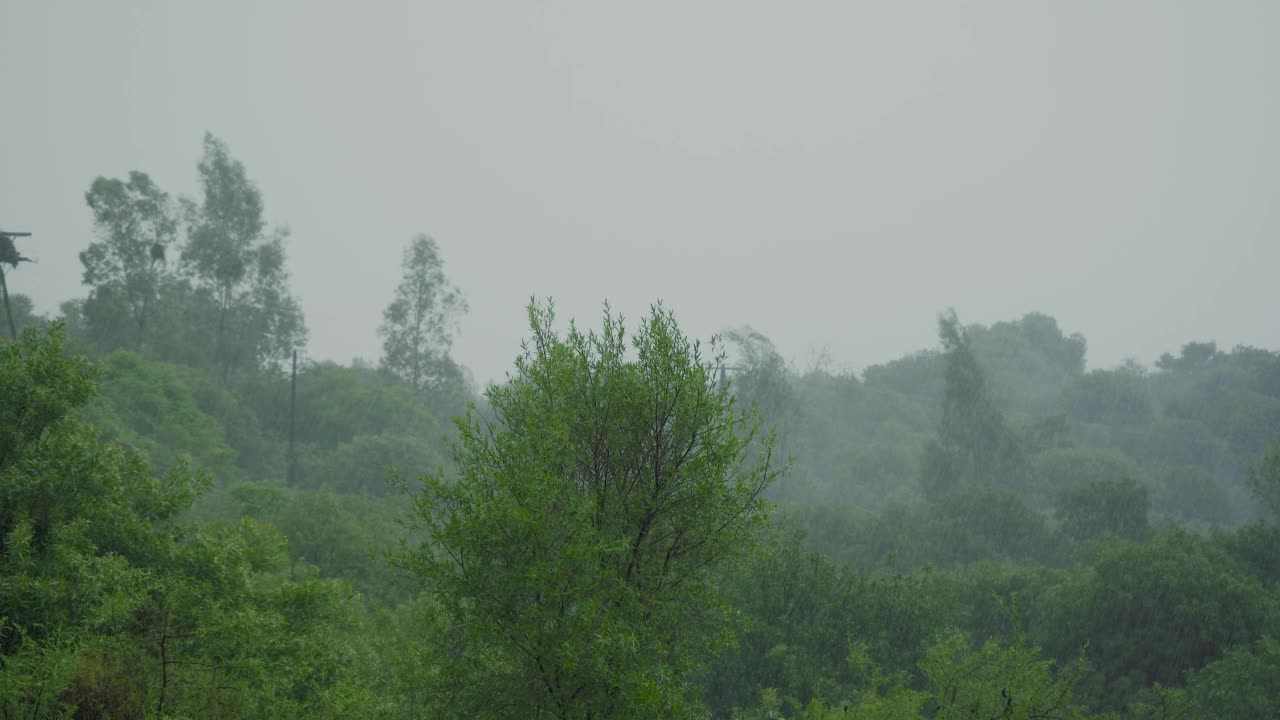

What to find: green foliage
left=80, top=170, right=178, bottom=353
left=922, top=310, right=1027, bottom=498
left=1, top=292, right=45, bottom=335
left=183, top=133, right=307, bottom=378
left=1156, top=341, right=1218, bottom=371
left=861, top=351, right=943, bottom=416
left=1218, top=521, right=1280, bottom=588
left=968, top=312, right=1087, bottom=416
left=790, top=488, right=1060, bottom=573
left=0, top=321, right=98, bottom=468
left=727, top=626, right=1098, bottom=720
left=229, top=360, right=455, bottom=492
left=73, top=137, right=307, bottom=379
left=1054, top=476, right=1151, bottom=543
left=0, top=323, right=390, bottom=719
left=14, top=238, right=1280, bottom=720
left=725, top=327, right=802, bottom=439
left=1246, top=434, right=1280, bottom=517
left=250, top=361, right=449, bottom=449
left=399, top=301, right=779, bottom=718
left=705, top=532, right=866, bottom=716
left=267, top=490, right=407, bottom=602
left=379, top=233, right=468, bottom=394
left=1033, top=531, right=1280, bottom=709
left=1032, top=447, right=1141, bottom=504
left=81, top=350, right=243, bottom=480
left=300, top=433, right=443, bottom=496
left=1152, top=464, right=1231, bottom=526
left=1184, top=635, right=1280, bottom=719
left=1063, top=367, right=1154, bottom=427
left=833, top=421, right=925, bottom=509
left=919, top=630, right=1093, bottom=720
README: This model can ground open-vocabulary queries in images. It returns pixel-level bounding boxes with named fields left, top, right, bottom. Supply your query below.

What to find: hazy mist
left=4, top=1, right=1278, bottom=384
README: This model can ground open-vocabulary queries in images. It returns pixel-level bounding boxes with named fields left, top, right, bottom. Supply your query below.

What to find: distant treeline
left=3, top=134, right=1280, bottom=718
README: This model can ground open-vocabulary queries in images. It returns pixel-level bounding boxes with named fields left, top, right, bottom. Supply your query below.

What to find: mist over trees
left=3, top=134, right=1280, bottom=718
left=68, top=133, right=305, bottom=379
left=378, top=234, right=467, bottom=390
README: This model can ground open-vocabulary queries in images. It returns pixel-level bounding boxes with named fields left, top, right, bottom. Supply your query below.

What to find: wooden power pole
left=288, top=349, right=298, bottom=485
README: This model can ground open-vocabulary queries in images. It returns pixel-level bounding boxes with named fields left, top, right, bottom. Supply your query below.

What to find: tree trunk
left=217, top=285, right=230, bottom=384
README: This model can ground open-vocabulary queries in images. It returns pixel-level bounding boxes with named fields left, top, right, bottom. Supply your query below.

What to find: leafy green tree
left=724, top=327, right=798, bottom=426
left=1219, top=521, right=1280, bottom=588
left=80, top=171, right=178, bottom=352
left=228, top=360, right=455, bottom=489
left=399, top=301, right=779, bottom=718
left=1033, top=531, right=1280, bottom=710
left=705, top=531, right=865, bottom=716
left=968, top=312, right=1087, bottom=416
left=299, top=432, right=444, bottom=496
left=253, top=361, right=446, bottom=447
left=1185, top=635, right=1280, bottom=719
left=0, top=292, right=44, bottom=335
left=1246, top=434, right=1280, bottom=517
left=921, top=310, right=1025, bottom=498
left=81, top=350, right=243, bottom=480
left=1054, top=477, right=1151, bottom=543
left=0, top=323, right=393, bottom=718
left=1031, top=447, right=1141, bottom=502
left=1062, top=366, right=1154, bottom=427
left=379, top=233, right=468, bottom=393
left=1156, top=341, right=1218, bottom=371
left=729, top=629, right=1098, bottom=720
left=1154, top=464, right=1232, bottom=526
left=920, top=486, right=1061, bottom=567
left=0, top=322, right=197, bottom=715
left=183, top=133, right=306, bottom=378
left=918, top=630, right=1093, bottom=720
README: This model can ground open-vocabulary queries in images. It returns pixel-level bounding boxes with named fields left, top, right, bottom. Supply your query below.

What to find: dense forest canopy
left=3, top=136, right=1280, bottom=719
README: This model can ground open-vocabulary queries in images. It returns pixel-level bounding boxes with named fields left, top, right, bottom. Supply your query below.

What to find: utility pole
left=0, top=231, right=34, bottom=341
left=288, top=349, right=298, bottom=485
left=0, top=267, right=16, bottom=341
left=715, top=364, right=740, bottom=391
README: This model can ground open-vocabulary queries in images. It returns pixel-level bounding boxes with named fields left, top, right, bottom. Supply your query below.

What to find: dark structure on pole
left=0, top=231, right=35, bottom=341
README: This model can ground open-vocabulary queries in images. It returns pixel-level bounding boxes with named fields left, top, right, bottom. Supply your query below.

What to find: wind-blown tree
left=723, top=327, right=801, bottom=435
left=378, top=233, right=467, bottom=393
left=1247, top=434, right=1280, bottom=517
left=398, top=301, right=778, bottom=719
left=921, top=310, right=1026, bottom=498
left=182, top=133, right=306, bottom=379
left=80, top=171, right=178, bottom=352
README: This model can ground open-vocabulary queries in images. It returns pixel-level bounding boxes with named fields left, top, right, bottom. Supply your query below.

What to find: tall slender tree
left=921, top=309, right=1026, bottom=497
left=378, top=233, right=467, bottom=392
left=182, top=133, right=306, bottom=378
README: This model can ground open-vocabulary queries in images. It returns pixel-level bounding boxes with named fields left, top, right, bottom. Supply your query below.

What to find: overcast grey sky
left=3, top=1, right=1278, bottom=384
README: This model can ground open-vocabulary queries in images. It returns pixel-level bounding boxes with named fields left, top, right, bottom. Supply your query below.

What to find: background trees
left=921, top=310, right=1026, bottom=498
left=398, top=302, right=778, bottom=718
left=379, top=233, right=467, bottom=396
left=183, top=133, right=306, bottom=379
left=1246, top=435, right=1280, bottom=517
left=74, top=133, right=306, bottom=379
left=8, top=290, right=1280, bottom=718
left=13, top=124, right=1280, bottom=717
left=80, top=171, right=178, bottom=352
left=0, top=324, right=389, bottom=718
